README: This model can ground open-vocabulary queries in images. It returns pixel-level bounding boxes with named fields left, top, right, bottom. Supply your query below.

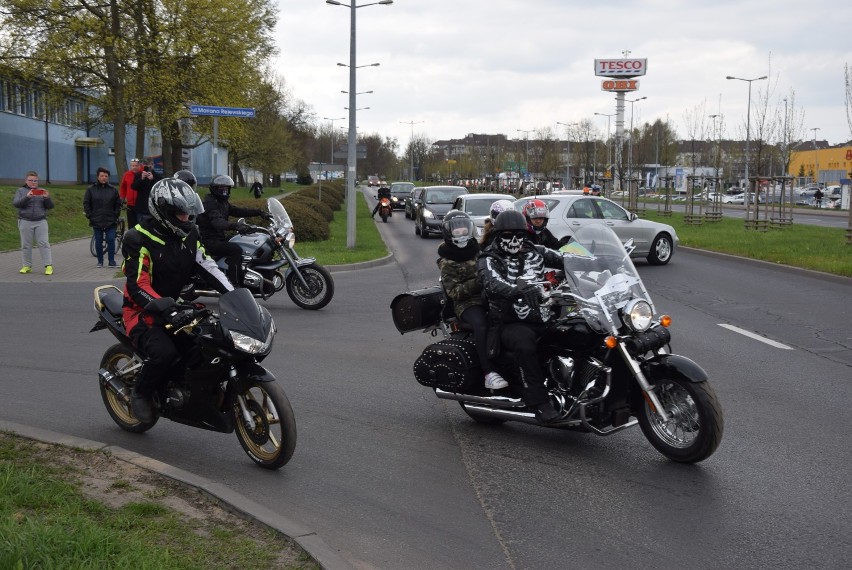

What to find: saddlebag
left=413, top=338, right=481, bottom=391
left=390, top=286, right=445, bottom=334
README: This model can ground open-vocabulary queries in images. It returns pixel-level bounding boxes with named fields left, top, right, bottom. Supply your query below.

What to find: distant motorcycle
left=391, top=225, right=724, bottom=463
left=91, top=285, right=297, bottom=469
left=183, top=198, right=334, bottom=310
left=378, top=196, right=393, bottom=222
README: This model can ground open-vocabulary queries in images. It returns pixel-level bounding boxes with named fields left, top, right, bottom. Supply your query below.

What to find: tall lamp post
left=810, top=127, right=821, bottom=186
left=323, top=116, right=346, bottom=166
left=624, top=96, right=646, bottom=189
left=516, top=129, right=533, bottom=186
left=327, top=0, right=392, bottom=248
left=556, top=121, right=577, bottom=187
left=726, top=74, right=767, bottom=208
left=595, top=112, right=615, bottom=191
left=400, top=120, right=424, bottom=181
left=708, top=114, right=720, bottom=188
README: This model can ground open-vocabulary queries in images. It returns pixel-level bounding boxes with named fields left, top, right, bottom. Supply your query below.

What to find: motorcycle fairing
left=641, top=354, right=708, bottom=384
left=232, top=361, right=277, bottom=385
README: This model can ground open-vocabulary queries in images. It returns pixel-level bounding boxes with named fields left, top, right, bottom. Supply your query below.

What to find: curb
left=327, top=252, right=394, bottom=272
left=0, top=420, right=355, bottom=570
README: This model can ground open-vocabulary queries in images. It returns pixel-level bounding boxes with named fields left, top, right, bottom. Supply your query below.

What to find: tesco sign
left=595, top=58, right=648, bottom=78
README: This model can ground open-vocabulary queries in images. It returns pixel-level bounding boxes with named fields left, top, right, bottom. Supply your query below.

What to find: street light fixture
left=323, top=116, right=346, bottom=165
left=624, top=96, right=647, bottom=187
left=556, top=121, right=577, bottom=187
left=595, top=112, right=615, bottom=189
left=341, top=90, right=374, bottom=95
left=708, top=114, right=720, bottom=189
left=327, top=0, right=392, bottom=248
left=400, top=120, right=424, bottom=182
left=516, top=129, right=533, bottom=183
left=344, top=107, right=370, bottom=111
left=726, top=74, right=768, bottom=208
left=810, top=127, right=821, bottom=186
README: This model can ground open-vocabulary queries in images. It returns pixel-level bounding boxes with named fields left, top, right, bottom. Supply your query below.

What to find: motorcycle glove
left=165, top=308, right=196, bottom=330
left=518, top=284, right=543, bottom=307
left=233, top=221, right=252, bottom=234
left=261, top=212, right=274, bottom=221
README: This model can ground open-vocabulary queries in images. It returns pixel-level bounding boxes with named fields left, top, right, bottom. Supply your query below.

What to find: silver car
left=513, top=195, right=679, bottom=265
left=451, top=192, right=515, bottom=237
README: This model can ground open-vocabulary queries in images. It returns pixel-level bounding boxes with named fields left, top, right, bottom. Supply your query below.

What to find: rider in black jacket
left=196, top=174, right=269, bottom=284
left=521, top=198, right=569, bottom=250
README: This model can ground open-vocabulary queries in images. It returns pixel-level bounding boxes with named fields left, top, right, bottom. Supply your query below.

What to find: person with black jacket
left=521, top=198, right=570, bottom=250
left=83, top=166, right=121, bottom=267
left=371, top=186, right=393, bottom=218
left=477, top=209, right=565, bottom=423
left=122, top=178, right=233, bottom=423
left=196, top=174, right=270, bottom=285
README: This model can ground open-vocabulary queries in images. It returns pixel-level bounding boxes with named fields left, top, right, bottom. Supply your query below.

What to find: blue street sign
left=189, top=105, right=255, bottom=118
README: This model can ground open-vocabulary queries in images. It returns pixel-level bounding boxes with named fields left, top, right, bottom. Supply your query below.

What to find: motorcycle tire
left=637, top=377, right=724, bottom=463
left=459, top=402, right=508, bottom=425
left=285, top=263, right=334, bottom=310
left=381, top=213, right=388, bottom=223
left=98, top=343, right=157, bottom=433
left=233, top=381, right=297, bottom=470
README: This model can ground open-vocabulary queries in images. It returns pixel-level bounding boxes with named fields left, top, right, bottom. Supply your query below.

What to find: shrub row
left=280, top=181, right=346, bottom=242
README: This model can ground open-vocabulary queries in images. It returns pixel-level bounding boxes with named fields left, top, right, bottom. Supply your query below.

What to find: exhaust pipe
left=99, top=368, right=129, bottom=403
left=435, top=388, right=526, bottom=408
left=459, top=403, right=582, bottom=427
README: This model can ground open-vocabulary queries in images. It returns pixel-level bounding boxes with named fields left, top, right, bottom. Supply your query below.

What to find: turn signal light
left=660, top=315, right=672, bottom=327
left=604, top=336, right=618, bottom=349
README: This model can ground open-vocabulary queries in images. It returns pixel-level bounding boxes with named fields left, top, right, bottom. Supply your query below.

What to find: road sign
left=188, top=105, right=256, bottom=118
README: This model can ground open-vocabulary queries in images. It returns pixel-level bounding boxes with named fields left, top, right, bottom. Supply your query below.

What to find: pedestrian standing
left=12, top=170, right=54, bottom=275
left=84, top=166, right=121, bottom=268
left=120, top=158, right=141, bottom=228
left=814, top=188, right=824, bottom=209
left=131, top=158, right=162, bottom=225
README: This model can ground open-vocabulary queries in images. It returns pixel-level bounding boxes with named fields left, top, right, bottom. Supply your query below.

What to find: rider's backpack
left=413, top=337, right=481, bottom=392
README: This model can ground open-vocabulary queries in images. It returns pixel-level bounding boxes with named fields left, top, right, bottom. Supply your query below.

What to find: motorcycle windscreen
left=390, top=286, right=445, bottom=334
left=267, top=198, right=293, bottom=231
left=218, top=287, right=272, bottom=340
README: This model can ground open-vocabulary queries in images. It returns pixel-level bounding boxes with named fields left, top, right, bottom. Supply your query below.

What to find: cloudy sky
left=274, top=0, right=852, bottom=153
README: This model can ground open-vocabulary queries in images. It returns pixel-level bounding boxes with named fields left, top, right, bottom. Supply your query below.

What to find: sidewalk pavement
left=0, top=235, right=123, bottom=284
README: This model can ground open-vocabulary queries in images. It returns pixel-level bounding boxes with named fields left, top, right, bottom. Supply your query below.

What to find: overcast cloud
left=274, top=0, right=852, bottom=152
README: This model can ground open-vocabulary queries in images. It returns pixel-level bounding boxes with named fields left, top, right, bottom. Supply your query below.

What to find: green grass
left=0, top=433, right=317, bottom=569
left=642, top=210, right=852, bottom=277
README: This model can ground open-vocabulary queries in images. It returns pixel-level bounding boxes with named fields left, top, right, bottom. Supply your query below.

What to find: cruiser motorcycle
left=391, top=225, right=723, bottom=463
left=91, top=285, right=297, bottom=469
left=183, top=198, right=334, bottom=310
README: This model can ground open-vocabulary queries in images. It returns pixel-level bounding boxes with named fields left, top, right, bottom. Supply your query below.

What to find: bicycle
left=90, top=207, right=128, bottom=258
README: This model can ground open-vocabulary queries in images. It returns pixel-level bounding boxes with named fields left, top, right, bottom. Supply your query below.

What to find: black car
left=405, top=187, right=425, bottom=219
left=414, top=186, right=469, bottom=238
left=389, top=182, right=414, bottom=210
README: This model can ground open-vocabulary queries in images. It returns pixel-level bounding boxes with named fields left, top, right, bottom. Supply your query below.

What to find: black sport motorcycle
left=391, top=224, right=723, bottom=463
left=91, top=285, right=297, bottom=469
left=184, top=198, right=334, bottom=310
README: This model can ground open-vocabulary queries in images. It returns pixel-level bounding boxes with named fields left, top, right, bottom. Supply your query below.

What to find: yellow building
left=788, top=143, right=852, bottom=185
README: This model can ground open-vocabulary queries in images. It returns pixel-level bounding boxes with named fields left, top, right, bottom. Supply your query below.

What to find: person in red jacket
left=120, top=158, right=141, bottom=227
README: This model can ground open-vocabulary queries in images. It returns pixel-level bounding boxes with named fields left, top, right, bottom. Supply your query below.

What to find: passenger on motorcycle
left=173, top=169, right=197, bottom=189
left=437, top=211, right=508, bottom=390
left=122, top=178, right=234, bottom=423
left=477, top=209, right=565, bottom=423
left=371, top=186, right=393, bottom=218
left=522, top=198, right=567, bottom=250
left=479, top=199, right=515, bottom=247
left=196, top=174, right=271, bottom=284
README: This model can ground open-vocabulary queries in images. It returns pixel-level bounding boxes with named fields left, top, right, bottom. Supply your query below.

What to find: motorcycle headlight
left=422, top=209, right=434, bottom=219
left=622, top=299, right=653, bottom=332
left=229, top=326, right=275, bottom=354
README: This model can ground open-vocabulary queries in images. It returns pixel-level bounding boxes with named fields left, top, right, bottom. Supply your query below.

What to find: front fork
left=231, top=367, right=258, bottom=431
left=616, top=343, right=670, bottom=422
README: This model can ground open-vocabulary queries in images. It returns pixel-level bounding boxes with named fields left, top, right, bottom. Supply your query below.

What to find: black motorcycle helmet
left=441, top=210, right=476, bottom=248
left=174, top=169, right=197, bottom=189
left=209, top=174, right=234, bottom=200
left=492, top=210, right=527, bottom=255
left=148, top=178, right=204, bottom=238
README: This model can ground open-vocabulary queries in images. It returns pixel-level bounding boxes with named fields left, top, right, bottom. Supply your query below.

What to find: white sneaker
left=484, top=371, right=508, bottom=390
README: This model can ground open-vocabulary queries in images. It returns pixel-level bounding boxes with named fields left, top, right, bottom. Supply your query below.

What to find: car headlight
left=422, top=209, right=434, bottom=219
left=622, top=299, right=653, bottom=332
left=229, top=327, right=275, bottom=354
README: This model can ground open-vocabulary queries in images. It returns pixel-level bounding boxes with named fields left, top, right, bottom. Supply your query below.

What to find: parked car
left=388, top=182, right=415, bottom=210
left=513, top=195, right=679, bottom=265
left=405, top=186, right=426, bottom=219
left=415, top=186, right=469, bottom=238
left=451, top=192, right=515, bottom=237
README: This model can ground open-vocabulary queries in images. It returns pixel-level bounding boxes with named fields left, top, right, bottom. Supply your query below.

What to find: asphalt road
left=1, top=191, right=850, bottom=569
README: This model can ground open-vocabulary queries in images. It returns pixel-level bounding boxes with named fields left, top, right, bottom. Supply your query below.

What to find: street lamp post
left=327, top=0, right=392, bottom=248
left=727, top=74, right=767, bottom=209
left=400, top=120, right=424, bottom=182
left=516, top=129, right=533, bottom=186
left=625, top=96, right=646, bottom=190
left=323, top=116, right=346, bottom=166
left=595, top=112, right=615, bottom=191
left=556, top=121, right=577, bottom=187
left=810, top=127, right=821, bottom=186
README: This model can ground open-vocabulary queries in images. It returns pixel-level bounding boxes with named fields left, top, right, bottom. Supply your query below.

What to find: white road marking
left=718, top=324, right=794, bottom=350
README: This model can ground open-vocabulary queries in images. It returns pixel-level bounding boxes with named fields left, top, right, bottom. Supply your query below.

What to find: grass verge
left=0, top=432, right=317, bottom=569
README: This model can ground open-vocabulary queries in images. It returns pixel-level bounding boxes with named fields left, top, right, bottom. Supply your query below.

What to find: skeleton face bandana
left=497, top=231, right=525, bottom=255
